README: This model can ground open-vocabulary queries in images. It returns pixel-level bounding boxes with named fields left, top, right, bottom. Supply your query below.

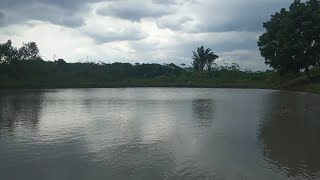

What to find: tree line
left=0, top=40, right=42, bottom=63
left=0, top=39, right=271, bottom=88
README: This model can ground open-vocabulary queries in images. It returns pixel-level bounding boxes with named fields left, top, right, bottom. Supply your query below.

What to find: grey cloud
left=157, top=0, right=293, bottom=32
left=152, top=0, right=199, bottom=5
left=96, top=1, right=174, bottom=21
left=0, top=0, right=101, bottom=10
left=0, top=0, right=102, bottom=27
left=96, top=7, right=170, bottom=21
left=152, top=0, right=178, bottom=5
left=200, top=1, right=291, bottom=32
left=172, top=32, right=260, bottom=58
left=0, top=11, right=5, bottom=26
left=157, top=16, right=194, bottom=30
left=87, top=30, right=147, bottom=44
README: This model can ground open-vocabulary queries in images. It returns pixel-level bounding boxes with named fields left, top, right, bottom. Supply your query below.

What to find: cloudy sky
left=0, top=0, right=293, bottom=70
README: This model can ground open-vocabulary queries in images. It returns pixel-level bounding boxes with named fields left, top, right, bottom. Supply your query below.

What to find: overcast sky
left=0, top=0, right=293, bottom=70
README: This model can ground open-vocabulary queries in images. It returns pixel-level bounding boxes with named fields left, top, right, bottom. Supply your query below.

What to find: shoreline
left=1, top=83, right=319, bottom=95
left=0, top=83, right=274, bottom=90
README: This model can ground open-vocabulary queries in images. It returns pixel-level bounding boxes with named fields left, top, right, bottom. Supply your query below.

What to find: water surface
left=0, top=88, right=320, bottom=180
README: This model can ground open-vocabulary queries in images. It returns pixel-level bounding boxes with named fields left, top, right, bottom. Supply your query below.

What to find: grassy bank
left=2, top=77, right=320, bottom=96
left=1, top=60, right=320, bottom=95
left=289, top=82, right=320, bottom=95
left=0, top=78, right=273, bottom=89
left=280, top=73, right=320, bottom=95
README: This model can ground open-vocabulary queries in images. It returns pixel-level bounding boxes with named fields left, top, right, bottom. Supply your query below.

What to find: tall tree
left=18, top=42, right=41, bottom=61
left=258, top=0, right=320, bottom=78
left=0, top=40, right=18, bottom=64
left=192, top=46, right=219, bottom=72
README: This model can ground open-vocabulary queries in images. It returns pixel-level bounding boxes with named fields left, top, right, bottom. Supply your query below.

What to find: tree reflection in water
left=0, top=90, right=44, bottom=135
left=192, top=98, right=215, bottom=127
left=258, top=91, right=320, bottom=179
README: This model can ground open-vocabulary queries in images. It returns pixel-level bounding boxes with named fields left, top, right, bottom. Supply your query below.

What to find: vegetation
left=0, top=40, right=278, bottom=89
left=294, top=82, right=320, bottom=94
left=191, top=46, right=219, bottom=72
left=0, top=40, right=41, bottom=63
left=0, top=38, right=317, bottom=93
left=258, top=0, right=320, bottom=79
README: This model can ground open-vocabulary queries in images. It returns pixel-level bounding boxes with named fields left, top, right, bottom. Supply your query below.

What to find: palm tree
left=207, top=53, right=219, bottom=72
left=192, top=46, right=219, bottom=72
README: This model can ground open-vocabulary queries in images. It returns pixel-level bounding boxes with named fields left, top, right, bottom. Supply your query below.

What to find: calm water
left=0, top=88, right=320, bottom=180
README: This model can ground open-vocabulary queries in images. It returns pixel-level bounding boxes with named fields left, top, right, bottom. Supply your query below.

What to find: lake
left=0, top=88, right=320, bottom=180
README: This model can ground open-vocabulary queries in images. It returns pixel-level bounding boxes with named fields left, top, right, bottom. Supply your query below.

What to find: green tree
left=192, top=46, right=219, bottom=72
left=0, top=40, right=18, bottom=64
left=18, top=42, right=42, bottom=61
left=258, top=0, right=320, bottom=78
left=56, top=58, right=67, bottom=65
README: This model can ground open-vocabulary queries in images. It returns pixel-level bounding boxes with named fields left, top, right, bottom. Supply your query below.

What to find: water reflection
left=0, top=90, right=44, bottom=135
left=0, top=88, right=320, bottom=180
left=192, top=98, right=215, bottom=127
left=258, top=91, right=320, bottom=179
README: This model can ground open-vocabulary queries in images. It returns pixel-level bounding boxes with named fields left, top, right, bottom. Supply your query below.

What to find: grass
left=2, top=73, right=320, bottom=96
left=293, top=82, right=320, bottom=95
left=282, top=72, right=320, bottom=95
left=0, top=76, right=275, bottom=89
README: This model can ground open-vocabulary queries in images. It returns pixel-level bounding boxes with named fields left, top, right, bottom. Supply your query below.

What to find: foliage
left=258, top=0, right=320, bottom=78
left=18, top=42, right=41, bottom=61
left=300, top=82, right=320, bottom=94
left=0, top=40, right=18, bottom=64
left=0, top=39, right=281, bottom=89
left=192, top=46, right=219, bottom=72
left=0, top=60, right=275, bottom=89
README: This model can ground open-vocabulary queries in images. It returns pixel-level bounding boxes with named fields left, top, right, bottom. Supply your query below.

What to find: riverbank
left=1, top=83, right=319, bottom=95
left=280, top=74, right=320, bottom=95
left=0, top=79, right=273, bottom=89
left=1, top=74, right=320, bottom=95
left=288, top=82, right=320, bottom=95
